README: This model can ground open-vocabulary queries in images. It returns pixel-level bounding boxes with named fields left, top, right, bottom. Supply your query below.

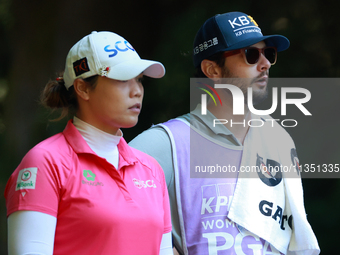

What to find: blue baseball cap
left=193, top=12, right=290, bottom=67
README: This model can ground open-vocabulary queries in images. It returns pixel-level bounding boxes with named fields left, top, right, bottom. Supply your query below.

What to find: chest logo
left=132, top=178, right=157, bottom=189
left=83, top=170, right=96, bottom=181
left=82, top=170, right=104, bottom=187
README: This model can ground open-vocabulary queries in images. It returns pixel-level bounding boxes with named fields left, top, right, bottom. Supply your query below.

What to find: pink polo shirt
left=5, top=120, right=172, bottom=255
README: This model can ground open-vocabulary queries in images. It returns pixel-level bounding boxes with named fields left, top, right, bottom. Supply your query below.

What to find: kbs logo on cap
left=15, top=167, right=38, bottom=191
left=228, top=15, right=261, bottom=37
left=73, top=57, right=90, bottom=76
left=228, top=15, right=258, bottom=29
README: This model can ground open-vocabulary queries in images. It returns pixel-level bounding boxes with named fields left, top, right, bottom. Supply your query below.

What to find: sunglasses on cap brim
left=224, top=47, right=277, bottom=65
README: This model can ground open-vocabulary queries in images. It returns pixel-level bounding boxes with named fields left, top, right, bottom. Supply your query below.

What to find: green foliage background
left=0, top=0, right=339, bottom=253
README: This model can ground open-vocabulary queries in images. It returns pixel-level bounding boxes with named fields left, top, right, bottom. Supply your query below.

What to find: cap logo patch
left=73, top=57, right=90, bottom=77
left=228, top=15, right=258, bottom=29
left=228, top=15, right=262, bottom=38
left=104, top=40, right=135, bottom=58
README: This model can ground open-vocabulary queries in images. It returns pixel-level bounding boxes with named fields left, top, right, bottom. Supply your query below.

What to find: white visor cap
left=63, top=31, right=165, bottom=89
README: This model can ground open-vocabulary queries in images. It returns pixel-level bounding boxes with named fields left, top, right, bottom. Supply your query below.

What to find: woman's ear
left=201, top=59, right=223, bottom=79
left=73, top=79, right=90, bottom=101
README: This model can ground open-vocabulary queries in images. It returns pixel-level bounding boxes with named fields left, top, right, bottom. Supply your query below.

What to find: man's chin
left=252, top=92, right=268, bottom=105
left=246, top=86, right=268, bottom=105
left=253, top=81, right=268, bottom=90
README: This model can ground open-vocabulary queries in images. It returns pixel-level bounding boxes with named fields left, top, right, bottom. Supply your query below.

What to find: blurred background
left=0, top=0, right=339, bottom=253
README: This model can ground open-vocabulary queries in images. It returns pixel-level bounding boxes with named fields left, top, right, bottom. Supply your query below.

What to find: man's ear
left=73, top=79, right=90, bottom=101
left=201, top=59, right=223, bottom=79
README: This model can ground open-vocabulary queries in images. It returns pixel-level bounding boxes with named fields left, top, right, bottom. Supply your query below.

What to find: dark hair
left=40, top=73, right=99, bottom=121
left=194, top=51, right=226, bottom=78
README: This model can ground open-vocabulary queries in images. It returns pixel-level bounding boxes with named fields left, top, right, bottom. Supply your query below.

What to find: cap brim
left=223, top=35, right=290, bottom=52
left=106, top=59, right=165, bottom=81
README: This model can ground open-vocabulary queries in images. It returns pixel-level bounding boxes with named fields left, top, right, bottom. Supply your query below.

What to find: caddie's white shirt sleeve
left=8, top=210, right=56, bottom=255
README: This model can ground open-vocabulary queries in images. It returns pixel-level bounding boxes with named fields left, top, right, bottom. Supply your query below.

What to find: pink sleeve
left=4, top=146, right=63, bottom=217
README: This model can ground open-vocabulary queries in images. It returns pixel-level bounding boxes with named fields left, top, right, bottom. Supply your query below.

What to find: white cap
left=63, top=31, right=165, bottom=89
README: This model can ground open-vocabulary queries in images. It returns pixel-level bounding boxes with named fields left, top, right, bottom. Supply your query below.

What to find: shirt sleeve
left=4, top=146, right=64, bottom=217
left=7, top=210, right=57, bottom=255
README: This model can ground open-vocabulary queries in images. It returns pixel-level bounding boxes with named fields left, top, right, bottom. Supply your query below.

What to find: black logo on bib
left=290, top=148, right=300, bottom=176
left=256, top=154, right=282, bottom=187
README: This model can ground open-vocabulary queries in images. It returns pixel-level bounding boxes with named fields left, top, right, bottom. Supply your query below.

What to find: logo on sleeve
left=16, top=167, right=38, bottom=191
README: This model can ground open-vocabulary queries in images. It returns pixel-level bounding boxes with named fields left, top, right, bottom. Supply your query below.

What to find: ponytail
left=40, top=73, right=99, bottom=121
left=40, top=72, right=77, bottom=121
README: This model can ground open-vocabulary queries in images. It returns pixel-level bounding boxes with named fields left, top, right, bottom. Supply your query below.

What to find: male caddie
left=130, top=12, right=320, bottom=255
